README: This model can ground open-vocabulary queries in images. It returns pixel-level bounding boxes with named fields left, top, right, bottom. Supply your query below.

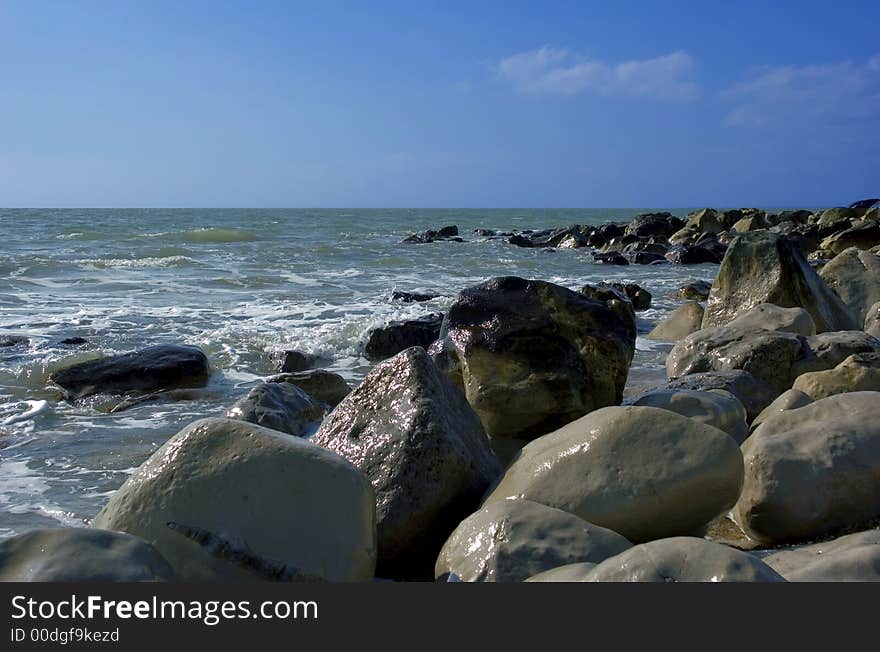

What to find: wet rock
left=313, top=347, right=500, bottom=579
left=624, top=212, right=684, bottom=239
left=761, top=529, right=880, bottom=581
left=581, top=537, right=785, bottom=582
left=434, top=499, right=631, bottom=582
left=482, top=406, right=743, bottom=542
left=55, top=336, right=88, bottom=347
left=50, top=344, right=210, bottom=399
left=734, top=392, right=880, bottom=544
left=702, top=231, right=858, bottom=332
left=676, top=280, right=712, bottom=301
left=391, top=290, right=441, bottom=303
left=792, top=352, right=880, bottom=400
left=592, top=251, right=629, bottom=265
left=647, top=302, right=704, bottom=342
left=363, top=313, right=443, bottom=361
left=666, top=370, right=775, bottom=422
left=792, top=330, right=880, bottom=378
left=629, top=251, right=666, bottom=264
left=0, top=528, right=174, bottom=582
left=580, top=282, right=651, bottom=311
left=94, top=417, right=377, bottom=581
left=267, top=370, right=350, bottom=407
left=226, top=382, right=325, bottom=436
left=665, top=243, right=723, bottom=265
left=0, top=335, right=29, bottom=347
left=274, top=349, right=325, bottom=373
left=402, top=226, right=460, bottom=243
left=630, top=388, right=749, bottom=443
left=473, top=229, right=496, bottom=237
left=108, top=388, right=221, bottom=413
left=819, top=247, right=880, bottom=323
left=525, top=562, right=598, bottom=582
left=430, top=277, right=636, bottom=440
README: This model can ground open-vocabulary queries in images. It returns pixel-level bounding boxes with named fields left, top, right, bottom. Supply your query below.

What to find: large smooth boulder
left=631, top=389, right=749, bottom=443
left=724, top=303, right=815, bottom=336
left=761, top=529, right=880, bottom=581
left=435, top=499, right=631, bottom=582
left=482, top=406, right=743, bottom=542
left=363, top=313, right=443, bottom=361
left=581, top=537, right=785, bottom=582
left=430, top=277, right=636, bottom=440
left=312, top=347, right=500, bottom=579
left=666, top=370, right=776, bottom=422
left=821, top=222, right=880, bottom=254
left=0, top=529, right=174, bottom=582
left=792, top=352, right=880, bottom=400
left=93, top=417, right=376, bottom=582
left=750, top=389, right=813, bottom=431
left=50, top=344, right=210, bottom=399
left=702, top=231, right=858, bottom=332
left=267, top=370, right=350, bottom=407
left=226, top=382, right=324, bottom=436
left=647, top=302, right=704, bottom=342
left=734, top=392, right=880, bottom=544
left=819, top=247, right=880, bottom=324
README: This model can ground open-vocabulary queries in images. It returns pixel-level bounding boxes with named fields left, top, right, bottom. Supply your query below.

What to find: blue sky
left=1, top=1, right=878, bottom=207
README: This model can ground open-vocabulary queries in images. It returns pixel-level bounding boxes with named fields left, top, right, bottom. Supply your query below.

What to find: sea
left=0, top=207, right=730, bottom=540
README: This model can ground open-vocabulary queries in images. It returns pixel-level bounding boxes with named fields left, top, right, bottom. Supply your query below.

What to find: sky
left=1, top=1, right=878, bottom=208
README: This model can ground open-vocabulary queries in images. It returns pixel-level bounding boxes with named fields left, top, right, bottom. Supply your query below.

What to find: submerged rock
left=390, top=290, right=441, bottom=303
left=702, top=231, right=858, bottom=332
left=581, top=537, right=785, bottom=582
left=430, top=277, right=636, bottom=440
left=482, top=406, right=743, bottom=542
left=93, top=417, right=377, bottom=582
left=50, top=344, right=210, bottom=399
left=313, top=347, right=500, bottom=579
left=226, top=382, right=325, bottom=436
left=0, top=528, right=174, bottom=582
left=363, top=313, right=443, bottom=361
left=435, top=499, right=631, bottom=582
left=402, top=226, right=460, bottom=243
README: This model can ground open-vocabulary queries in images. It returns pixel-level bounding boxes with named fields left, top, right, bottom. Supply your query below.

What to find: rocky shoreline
left=2, top=200, right=880, bottom=582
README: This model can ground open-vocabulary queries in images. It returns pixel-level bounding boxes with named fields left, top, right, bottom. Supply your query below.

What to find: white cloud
left=496, top=46, right=700, bottom=101
left=723, top=54, right=880, bottom=127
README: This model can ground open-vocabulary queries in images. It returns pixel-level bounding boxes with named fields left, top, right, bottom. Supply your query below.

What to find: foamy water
left=0, top=208, right=719, bottom=539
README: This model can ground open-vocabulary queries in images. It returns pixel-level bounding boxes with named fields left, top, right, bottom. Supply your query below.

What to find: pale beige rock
left=647, top=302, right=704, bottom=342
left=482, top=406, right=744, bottom=543
left=93, top=417, right=377, bottom=582
left=582, top=537, right=785, bottom=582
left=734, top=392, right=880, bottom=543
left=631, top=388, right=749, bottom=443
left=0, top=528, right=174, bottom=582
left=792, top=352, right=880, bottom=400
left=761, top=529, right=880, bottom=581
left=724, top=303, right=816, bottom=337
left=435, top=499, right=631, bottom=582
left=750, top=389, right=813, bottom=431
left=819, top=247, right=880, bottom=323
left=525, top=562, right=597, bottom=582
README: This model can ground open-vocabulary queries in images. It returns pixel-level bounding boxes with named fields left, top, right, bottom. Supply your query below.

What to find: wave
left=174, top=228, right=256, bottom=243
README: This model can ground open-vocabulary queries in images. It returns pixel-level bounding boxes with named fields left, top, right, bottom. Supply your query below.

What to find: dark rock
left=313, top=347, right=500, bottom=579
left=402, top=225, right=460, bottom=243
left=390, top=290, right=441, bottom=303
left=676, top=280, right=712, bottom=302
left=473, top=228, right=496, bottom=237
left=226, top=382, right=325, bottom=436
left=849, top=198, right=880, bottom=210
left=268, top=370, right=351, bottom=407
left=0, top=335, right=28, bottom=348
left=624, top=212, right=685, bottom=239
left=507, top=234, right=533, bottom=248
left=598, top=223, right=625, bottom=239
left=580, top=282, right=651, bottom=311
left=630, top=251, right=666, bottom=265
left=50, top=344, right=210, bottom=399
left=430, top=277, right=636, bottom=440
left=666, top=370, right=776, bottom=422
left=275, top=349, right=325, bottom=373
left=665, top=243, right=723, bottom=265
left=592, top=251, right=629, bottom=265
left=55, top=336, right=88, bottom=347
left=363, top=313, right=444, bottom=362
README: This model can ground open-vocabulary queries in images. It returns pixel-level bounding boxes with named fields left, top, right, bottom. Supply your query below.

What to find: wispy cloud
left=495, top=46, right=700, bottom=101
left=723, top=54, right=880, bottom=127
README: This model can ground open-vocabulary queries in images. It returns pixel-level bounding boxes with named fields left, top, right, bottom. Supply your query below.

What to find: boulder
left=402, top=226, right=460, bottom=243
left=866, top=302, right=880, bottom=339
left=792, top=352, right=880, bottom=400
left=93, top=417, right=376, bottom=582
left=312, top=347, right=500, bottom=579
left=226, top=382, right=324, bottom=436
left=750, top=389, right=813, bottom=431
left=430, top=277, right=635, bottom=441
left=524, top=562, right=598, bottom=582
left=581, top=537, right=785, bottom=582
left=482, top=406, right=743, bottom=542
left=363, top=313, right=443, bottom=361
left=50, top=344, right=210, bottom=399
left=630, top=388, right=749, bottom=443
left=676, top=280, right=712, bottom=301
left=274, top=349, right=325, bottom=373
left=761, top=529, right=880, bottom=581
left=647, top=302, right=704, bottom=342
left=267, top=370, right=350, bottom=407
left=819, top=247, right=880, bottom=323
left=666, top=370, right=775, bottom=422
left=592, top=251, right=629, bottom=265
left=821, top=222, right=880, bottom=254
left=792, top=331, right=880, bottom=378
left=734, top=392, right=880, bottom=543
left=624, top=212, right=684, bottom=239
left=665, top=243, right=723, bottom=265
left=724, top=303, right=815, bottom=337
left=390, top=290, right=440, bottom=303
left=0, top=528, right=174, bottom=582
left=580, top=282, right=651, bottom=311
left=702, top=231, right=858, bottom=332
left=434, top=499, right=632, bottom=582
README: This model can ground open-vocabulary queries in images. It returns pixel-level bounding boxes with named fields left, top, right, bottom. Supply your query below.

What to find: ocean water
left=0, top=207, right=720, bottom=540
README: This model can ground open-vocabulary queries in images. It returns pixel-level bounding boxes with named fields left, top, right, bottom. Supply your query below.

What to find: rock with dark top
left=226, top=382, right=325, bottom=436
left=55, top=336, right=88, bottom=347
left=473, top=228, right=496, bottom=237
left=629, top=251, right=666, bottom=265
left=507, top=234, right=534, bottom=248
left=848, top=198, right=880, bottom=210
left=274, top=349, right=325, bottom=373
left=0, top=528, right=175, bottom=582
left=267, top=369, right=350, bottom=407
left=430, top=277, right=636, bottom=441
left=363, top=313, right=443, bottom=361
left=313, top=347, right=500, bottom=579
left=666, top=370, right=776, bottom=422
left=702, top=231, right=858, bottom=332
left=580, top=282, right=651, bottom=311
left=821, top=222, right=880, bottom=254
left=624, top=212, right=684, bottom=239
left=50, top=344, right=210, bottom=399
left=390, top=290, right=441, bottom=303
left=665, top=243, right=723, bottom=265
left=402, top=225, right=460, bottom=243
left=676, top=279, right=712, bottom=301
left=592, top=251, right=629, bottom=265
